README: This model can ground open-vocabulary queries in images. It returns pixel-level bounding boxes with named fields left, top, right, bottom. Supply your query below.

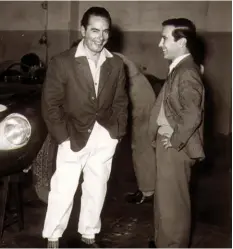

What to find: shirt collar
left=169, top=53, right=190, bottom=73
left=75, top=39, right=113, bottom=60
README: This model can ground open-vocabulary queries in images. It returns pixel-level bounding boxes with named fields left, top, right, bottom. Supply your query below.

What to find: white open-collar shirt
left=75, top=39, right=113, bottom=97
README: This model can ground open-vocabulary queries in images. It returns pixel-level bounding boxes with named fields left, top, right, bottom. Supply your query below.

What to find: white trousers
left=42, top=122, right=118, bottom=240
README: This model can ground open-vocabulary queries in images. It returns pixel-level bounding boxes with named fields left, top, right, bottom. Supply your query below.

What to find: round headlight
left=0, top=113, right=32, bottom=150
left=4, top=114, right=31, bottom=145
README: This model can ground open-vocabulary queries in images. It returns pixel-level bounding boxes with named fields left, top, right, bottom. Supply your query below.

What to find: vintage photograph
left=0, top=1, right=231, bottom=248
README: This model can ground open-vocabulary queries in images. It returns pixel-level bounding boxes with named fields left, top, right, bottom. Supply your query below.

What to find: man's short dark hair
left=162, top=18, right=197, bottom=54
left=81, top=7, right=112, bottom=30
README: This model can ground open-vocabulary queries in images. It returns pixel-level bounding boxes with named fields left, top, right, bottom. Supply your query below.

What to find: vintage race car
left=0, top=83, right=47, bottom=176
left=0, top=56, right=47, bottom=177
left=0, top=53, right=46, bottom=85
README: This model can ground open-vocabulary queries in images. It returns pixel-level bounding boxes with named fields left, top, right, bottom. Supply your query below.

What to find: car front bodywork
left=0, top=81, right=47, bottom=177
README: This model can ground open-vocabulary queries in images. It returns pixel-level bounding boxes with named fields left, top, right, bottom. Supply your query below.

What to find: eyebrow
left=90, top=27, right=109, bottom=32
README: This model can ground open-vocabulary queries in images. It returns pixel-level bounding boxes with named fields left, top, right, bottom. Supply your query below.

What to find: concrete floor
left=0, top=135, right=231, bottom=248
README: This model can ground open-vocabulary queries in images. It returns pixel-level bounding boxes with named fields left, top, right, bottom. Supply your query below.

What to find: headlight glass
left=3, top=114, right=31, bottom=146
left=0, top=104, right=7, bottom=112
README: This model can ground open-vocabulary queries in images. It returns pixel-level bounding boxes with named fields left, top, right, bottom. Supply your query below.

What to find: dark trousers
left=154, top=134, right=195, bottom=247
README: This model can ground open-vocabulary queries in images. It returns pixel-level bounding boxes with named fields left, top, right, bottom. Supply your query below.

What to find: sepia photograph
left=0, top=1, right=231, bottom=248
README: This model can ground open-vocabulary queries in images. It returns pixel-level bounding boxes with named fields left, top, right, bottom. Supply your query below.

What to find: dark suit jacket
left=41, top=45, right=128, bottom=152
left=149, top=56, right=205, bottom=160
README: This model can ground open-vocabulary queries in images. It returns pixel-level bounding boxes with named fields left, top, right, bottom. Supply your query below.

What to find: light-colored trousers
left=42, top=122, right=118, bottom=240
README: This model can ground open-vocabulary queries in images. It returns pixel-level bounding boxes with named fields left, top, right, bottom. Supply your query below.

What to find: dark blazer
left=41, top=45, right=128, bottom=152
left=149, top=56, right=205, bottom=160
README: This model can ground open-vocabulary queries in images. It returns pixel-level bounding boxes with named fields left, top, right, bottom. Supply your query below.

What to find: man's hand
left=161, top=135, right=172, bottom=149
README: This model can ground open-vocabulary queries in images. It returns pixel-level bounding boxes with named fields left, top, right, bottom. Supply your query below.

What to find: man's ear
left=81, top=26, right=85, bottom=37
left=178, top=37, right=187, bottom=48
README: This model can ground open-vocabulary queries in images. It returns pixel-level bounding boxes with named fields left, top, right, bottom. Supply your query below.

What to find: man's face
left=158, top=25, right=181, bottom=61
left=81, top=15, right=110, bottom=54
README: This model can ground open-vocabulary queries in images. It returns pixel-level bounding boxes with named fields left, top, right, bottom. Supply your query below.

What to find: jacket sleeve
left=41, top=57, right=69, bottom=144
left=170, top=69, right=204, bottom=150
left=112, top=61, right=128, bottom=138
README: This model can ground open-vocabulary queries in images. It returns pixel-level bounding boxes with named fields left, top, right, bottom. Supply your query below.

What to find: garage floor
left=0, top=135, right=231, bottom=248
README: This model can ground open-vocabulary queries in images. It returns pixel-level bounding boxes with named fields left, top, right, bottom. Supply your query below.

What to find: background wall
left=0, top=1, right=231, bottom=136
left=0, top=1, right=71, bottom=63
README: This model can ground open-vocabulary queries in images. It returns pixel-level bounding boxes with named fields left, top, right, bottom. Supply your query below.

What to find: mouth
left=94, top=41, right=103, bottom=46
left=162, top=50, right=168, bottom=56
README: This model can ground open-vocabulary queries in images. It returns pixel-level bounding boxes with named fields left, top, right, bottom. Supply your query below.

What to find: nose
left=98, top=32, right=104, bottom=41
left=158, top=39, right=163, bottom=48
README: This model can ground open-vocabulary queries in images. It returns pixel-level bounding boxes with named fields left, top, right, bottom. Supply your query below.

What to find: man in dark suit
left=148, top=18, right=205, bottom=248
left=41, top=7, right=128, bottom=248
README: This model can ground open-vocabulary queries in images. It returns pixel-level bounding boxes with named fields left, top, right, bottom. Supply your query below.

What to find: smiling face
left=81, top=15, right=110, bottom=55
left=158, top=25, right=182, bottom=61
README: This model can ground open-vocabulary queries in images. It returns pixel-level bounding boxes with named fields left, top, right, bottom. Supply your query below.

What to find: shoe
left=125, top=190, right=153, bottom=204
left=148, top=240, right=156, bottom=248
left=47, top=240, right=59, bottom=248
left=79, top=240, right=100, bottom=248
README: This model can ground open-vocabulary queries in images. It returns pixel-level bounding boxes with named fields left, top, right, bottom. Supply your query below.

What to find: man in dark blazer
left=41, top=7, right=128, bottom=248
left=148, top=18, right=205, bottom=248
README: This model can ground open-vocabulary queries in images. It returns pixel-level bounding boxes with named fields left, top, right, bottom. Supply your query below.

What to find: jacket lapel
left=164, top=56, right=194, bottom=101
left=69, top=45, right=113, bottom=96
left=164, top=70, right=174, bottom=101
left=74, top=56, right=95, bottom=92
left=98, top=58, right=112, bottom=96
